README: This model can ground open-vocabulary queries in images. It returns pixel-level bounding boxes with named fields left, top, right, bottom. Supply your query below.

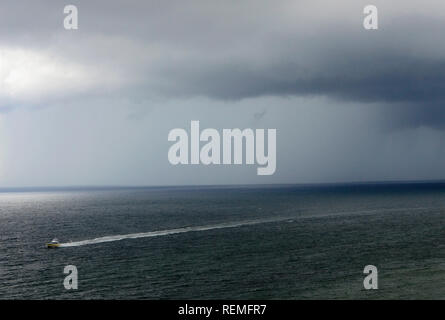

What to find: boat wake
left=59, top=216, right=292, bottom=248
left=57, top=206, right=434, bottom=248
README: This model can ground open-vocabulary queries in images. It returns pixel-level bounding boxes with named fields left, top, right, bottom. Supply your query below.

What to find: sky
left=1, top=0, right=445, bottom=187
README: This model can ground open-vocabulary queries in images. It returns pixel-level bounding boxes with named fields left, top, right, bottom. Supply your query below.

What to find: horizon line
left=2, top=179, right=445, bottom=193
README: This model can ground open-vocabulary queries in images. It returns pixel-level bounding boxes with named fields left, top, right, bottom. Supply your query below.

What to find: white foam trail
left=59, top=216, right=291, bottom=248
left=58, top=205, right=436, bottom=248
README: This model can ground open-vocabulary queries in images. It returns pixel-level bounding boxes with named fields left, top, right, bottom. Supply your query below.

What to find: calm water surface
left=1, top=184, right=445, bottom=299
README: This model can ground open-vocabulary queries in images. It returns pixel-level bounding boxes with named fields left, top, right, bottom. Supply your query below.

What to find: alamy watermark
left=363, top=5, right=378, bottom=30
left=363, top=265, right=378, bottom=290
left=64, top=5, right=78, bottom=30
left=168, top=121, right=276, bottom=175
left=63, top=265, right=78, bottom=290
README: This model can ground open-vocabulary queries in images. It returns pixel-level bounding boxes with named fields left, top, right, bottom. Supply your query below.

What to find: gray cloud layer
left=2, top=1, right=445, bottom=104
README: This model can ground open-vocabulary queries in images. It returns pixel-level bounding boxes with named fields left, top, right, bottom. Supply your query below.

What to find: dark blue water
left=1, top=183, right=445, bottom=299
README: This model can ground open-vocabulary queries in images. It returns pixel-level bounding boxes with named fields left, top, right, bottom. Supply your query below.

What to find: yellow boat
left=46, top=238, right=60, bottom=248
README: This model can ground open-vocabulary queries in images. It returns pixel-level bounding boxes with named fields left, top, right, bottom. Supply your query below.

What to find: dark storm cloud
left=2, top=0, right=445, bottom=128
left=155, top=53, right=445, bottom=104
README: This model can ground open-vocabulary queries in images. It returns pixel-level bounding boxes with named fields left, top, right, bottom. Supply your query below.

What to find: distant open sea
left=1, top=183, right=445, bottom=299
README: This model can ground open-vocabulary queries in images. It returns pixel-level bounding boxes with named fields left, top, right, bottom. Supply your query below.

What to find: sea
left=1, top=183, right=445, bottom=299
